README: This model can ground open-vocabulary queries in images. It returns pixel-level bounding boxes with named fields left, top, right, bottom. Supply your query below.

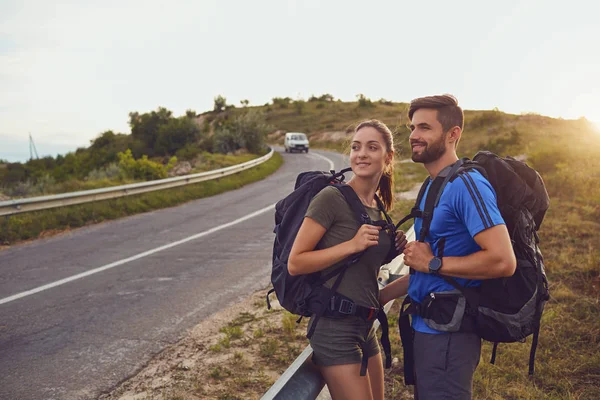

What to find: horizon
left=2, top=0, right=599, bottom=162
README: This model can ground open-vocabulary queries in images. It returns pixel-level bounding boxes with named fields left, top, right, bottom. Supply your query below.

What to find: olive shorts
left=308, top=315, right=380, bottom=367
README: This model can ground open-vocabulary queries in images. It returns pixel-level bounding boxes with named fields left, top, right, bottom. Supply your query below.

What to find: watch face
left=429, top=257, right=442, bottom=272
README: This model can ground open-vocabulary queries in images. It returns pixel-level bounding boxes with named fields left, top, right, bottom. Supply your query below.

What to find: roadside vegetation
left=0, top=97, right=278, bottom=245
left=0, top=152, right=281, bottom=245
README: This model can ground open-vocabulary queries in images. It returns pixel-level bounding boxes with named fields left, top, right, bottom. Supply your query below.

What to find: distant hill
left=229, top=98, right=598, bottom=160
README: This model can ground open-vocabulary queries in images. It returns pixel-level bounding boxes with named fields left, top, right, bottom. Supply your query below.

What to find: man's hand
left=395, top=230, right=408, bottom=252
left=403, top=241, right=434, bottom=273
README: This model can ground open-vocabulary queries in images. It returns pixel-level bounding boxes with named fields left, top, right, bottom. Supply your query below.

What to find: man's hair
left=408, top=94, right=464, bottom=133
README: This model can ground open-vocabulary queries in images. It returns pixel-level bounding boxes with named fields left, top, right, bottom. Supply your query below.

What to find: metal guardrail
left=0, top=148, right=274, bottom=216
left=261, top=226, right=416, bottom=400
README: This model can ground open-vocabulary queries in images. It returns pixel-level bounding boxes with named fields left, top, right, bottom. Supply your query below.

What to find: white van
left=284, top=132, right=309, bottom=153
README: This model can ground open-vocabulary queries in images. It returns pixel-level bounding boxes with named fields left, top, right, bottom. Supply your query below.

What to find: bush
left=272, top=97, right=291, bottom=109
left=308, top=94, right=335, bottom=102
left=118, top=149, right=176, bottom=181
left=175, top=144, right=202, bottom=161
left=86, top=163, right=122, bottom=181
left=155, top=117, right=201, bottom=156
left=212, top=127, right=239, bottom=154
left=213, top=111, right=272, bottom=154
left=293, top=100, right=304, bottom=115
left=214, top=95, right=228, bottom=113
left=356, top=94, right=374, bottom=108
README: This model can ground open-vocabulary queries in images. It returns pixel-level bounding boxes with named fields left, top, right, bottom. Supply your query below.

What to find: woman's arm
left=379, top=274, right=410, bottom=305
left=287, top=217, right=381, bottom=276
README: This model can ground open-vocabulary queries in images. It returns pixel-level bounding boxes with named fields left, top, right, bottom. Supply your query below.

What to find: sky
left=1, top=0, right=599, bottom=162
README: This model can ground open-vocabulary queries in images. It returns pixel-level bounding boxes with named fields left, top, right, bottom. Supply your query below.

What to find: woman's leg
left=321, top=363, right=374, bottom=400
left=367, top=353, right=385, bottom=400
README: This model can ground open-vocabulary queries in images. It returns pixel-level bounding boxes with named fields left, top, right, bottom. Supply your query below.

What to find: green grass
left=0, top=152, right=283, bottom=244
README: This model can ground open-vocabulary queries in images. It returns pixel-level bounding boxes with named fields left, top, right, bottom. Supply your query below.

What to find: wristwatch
left=428, top=257, right=443, bottom=274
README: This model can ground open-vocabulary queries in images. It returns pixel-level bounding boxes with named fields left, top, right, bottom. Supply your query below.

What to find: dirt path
left=99, top=287, right=308, bottom=400
left=100, top=284, right=414, bottom=400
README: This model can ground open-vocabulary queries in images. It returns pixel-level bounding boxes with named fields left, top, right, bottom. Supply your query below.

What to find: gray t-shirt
left=305, top=186, right=392, bottom=308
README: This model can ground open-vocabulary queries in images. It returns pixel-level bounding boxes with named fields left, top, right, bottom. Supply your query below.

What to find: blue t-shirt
left=409, top=169, right=505, bottom=334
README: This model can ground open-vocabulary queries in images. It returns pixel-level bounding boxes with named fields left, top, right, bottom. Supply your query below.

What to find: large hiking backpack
left=397, top=151, right=550, bottom=383
left=266, top=167, right=398, bottom=375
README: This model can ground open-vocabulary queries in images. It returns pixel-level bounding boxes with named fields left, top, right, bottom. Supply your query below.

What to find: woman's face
left=350, top=126, right=390, bottom=179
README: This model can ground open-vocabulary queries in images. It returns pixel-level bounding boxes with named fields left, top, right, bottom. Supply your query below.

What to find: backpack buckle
left=338, top=299, right=355, bottom=315
left=361, top=213, right=370, bottom=224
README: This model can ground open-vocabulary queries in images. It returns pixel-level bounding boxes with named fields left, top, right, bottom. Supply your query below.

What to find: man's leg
left=413, top=331, right=481, bottom=400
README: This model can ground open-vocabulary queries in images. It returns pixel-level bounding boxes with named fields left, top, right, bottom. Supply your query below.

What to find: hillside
left=232, top=98, right=598, bottom=161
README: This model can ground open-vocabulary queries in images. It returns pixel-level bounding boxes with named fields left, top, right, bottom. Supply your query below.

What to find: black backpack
left=397, top=151, right=550, bottom=384
left=266, top=167, right=398, bottom=375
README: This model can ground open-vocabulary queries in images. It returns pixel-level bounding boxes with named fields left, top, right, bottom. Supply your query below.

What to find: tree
left=129, top=107, right=173, bottom=156
left=212, top=110, right=271, bottom=154
left=213, top=95, right=228, bottom=112
left=356, top=94, right=374, bottom=108
left=185, top=109, right=197, bottom=119
left=155, top=117, right=201, bottom=156
left=240, top=99, right=249, bottom=107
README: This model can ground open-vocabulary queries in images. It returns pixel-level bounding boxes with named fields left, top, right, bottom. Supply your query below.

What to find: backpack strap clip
left=337, top=298, right=355, bottom=315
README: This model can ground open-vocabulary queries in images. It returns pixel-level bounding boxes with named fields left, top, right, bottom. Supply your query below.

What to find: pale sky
left=1, top=0, right=599, bottom=162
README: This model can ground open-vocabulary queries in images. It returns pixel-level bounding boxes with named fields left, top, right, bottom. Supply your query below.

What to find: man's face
left=409, top=108, right=448, bottom=164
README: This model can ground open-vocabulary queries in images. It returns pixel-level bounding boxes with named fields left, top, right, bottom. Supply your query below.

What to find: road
left=0, top=149, right=349, bottom=400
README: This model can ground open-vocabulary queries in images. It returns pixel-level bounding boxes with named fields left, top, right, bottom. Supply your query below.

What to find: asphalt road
left=0, top=149, right=350, bottom=400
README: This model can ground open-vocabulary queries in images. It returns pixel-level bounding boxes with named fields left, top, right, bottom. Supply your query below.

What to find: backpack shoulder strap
left=418, top=159, right=467, bottom=242
left=374, top=195, right=390, bottom=222
left=394, top=176, right=431, bottom=229
left=333, top=184, right=372, bottom=225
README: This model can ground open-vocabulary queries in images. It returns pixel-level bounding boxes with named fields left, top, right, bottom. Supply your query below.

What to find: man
left=379, top=94, right=516, bottom=399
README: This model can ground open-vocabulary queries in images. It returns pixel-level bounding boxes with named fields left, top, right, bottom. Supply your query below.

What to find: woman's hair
left=354, top=119, right=395, bottom=211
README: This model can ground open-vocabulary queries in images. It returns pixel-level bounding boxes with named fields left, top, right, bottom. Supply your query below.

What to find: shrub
left=85, top=163, right=121, bottom=181
left=214, top=95, right=228, bottom=112
left=308, top=94, right=335, bottom=102
left=356, top=94, right=374, bottom=108
left=175, top=144, right=202, bottom=161
left=294, top=100, right=304, bottom=115
left=271, top=97, right=291, bottom=108
left=117, top=149, right=175, bottom=181
left=212, top=111, right=271, bottom=154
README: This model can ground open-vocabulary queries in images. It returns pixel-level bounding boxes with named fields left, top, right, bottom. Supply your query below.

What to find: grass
left=0, top=151, right=283, bottom=245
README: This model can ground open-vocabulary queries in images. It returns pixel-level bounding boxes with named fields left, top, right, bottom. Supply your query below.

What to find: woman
left=288, top=120, right=408, bottom=400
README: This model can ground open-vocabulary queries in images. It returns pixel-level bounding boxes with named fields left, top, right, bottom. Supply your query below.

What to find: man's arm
left=403, top=224, right=516, bottom=279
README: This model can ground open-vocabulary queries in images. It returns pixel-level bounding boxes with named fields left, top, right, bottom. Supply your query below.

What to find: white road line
left=0, top=203, right=276, bottom=306
left=0, top=151, right=339, bottom=306
left=309, top=151, right=336, bottom=171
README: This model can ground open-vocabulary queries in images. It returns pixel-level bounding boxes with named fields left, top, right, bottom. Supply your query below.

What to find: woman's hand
left=395, top=230, right=408, bottom=252
left=351, top=224, right=381, bottom=253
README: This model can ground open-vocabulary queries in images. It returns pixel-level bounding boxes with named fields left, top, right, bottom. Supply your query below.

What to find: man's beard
left=411, top=134, right=447, bottom=164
